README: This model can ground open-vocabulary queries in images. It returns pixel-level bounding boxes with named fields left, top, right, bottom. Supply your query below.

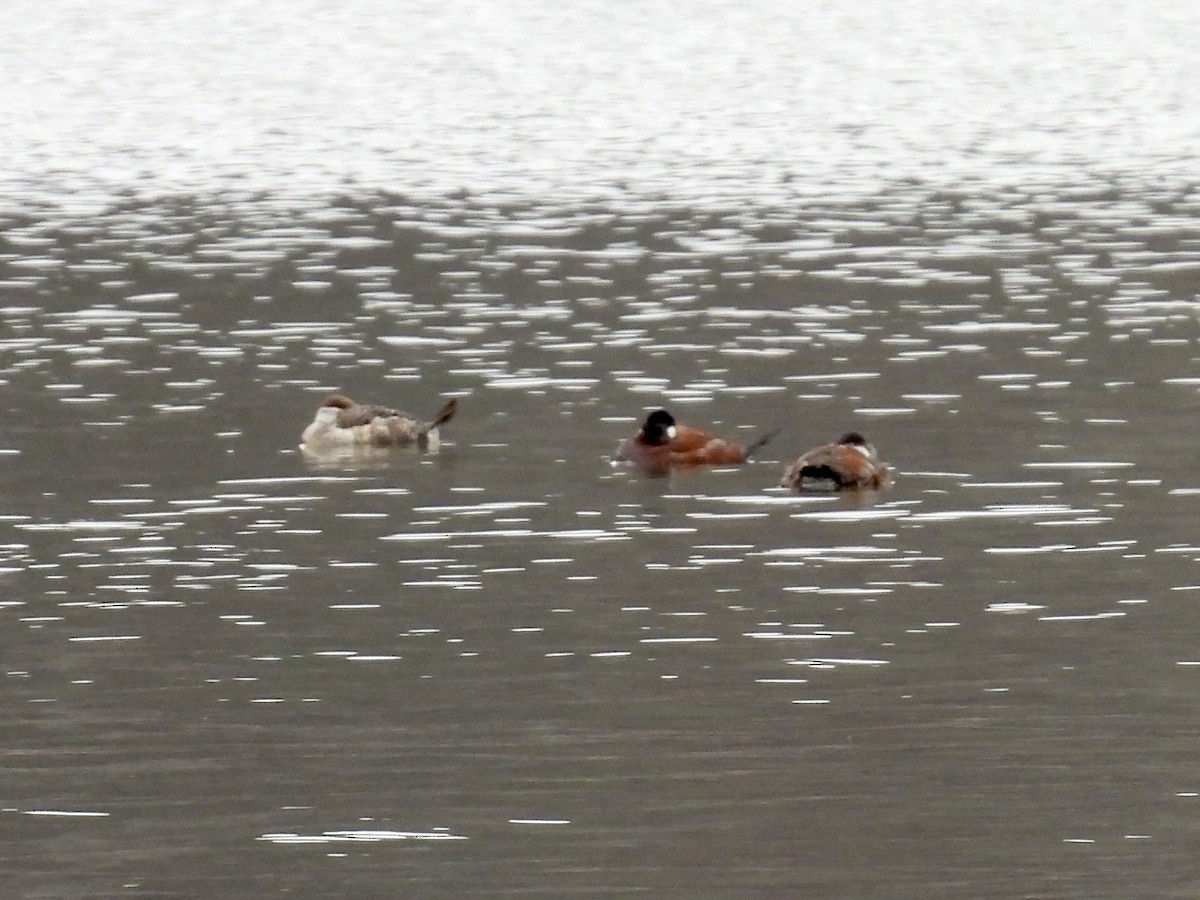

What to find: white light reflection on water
left=3, top=0, right=1198, bottom=208
left=259, top=829, right=468, bottom=844
left=2, top=2, right=1199, bottom=897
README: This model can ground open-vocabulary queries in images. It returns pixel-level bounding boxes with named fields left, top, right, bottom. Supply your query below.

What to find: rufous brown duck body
left=614, top=409, right=776, bottom=475
left=779, top=431, right=891, bottom=491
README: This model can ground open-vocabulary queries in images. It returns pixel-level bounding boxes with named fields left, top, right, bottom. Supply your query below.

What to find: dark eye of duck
left=642, top=409, right=677, bottom=445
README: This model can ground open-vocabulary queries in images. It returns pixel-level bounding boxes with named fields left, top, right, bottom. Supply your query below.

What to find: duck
left=300, top=394, right=458, bottom=452
left=779, top=431, right=891, bottom=490
left=614, top=409, right=777, bottom=474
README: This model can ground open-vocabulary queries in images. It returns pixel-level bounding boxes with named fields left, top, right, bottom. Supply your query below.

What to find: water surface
left=3, top=1, right=1200, bottom=897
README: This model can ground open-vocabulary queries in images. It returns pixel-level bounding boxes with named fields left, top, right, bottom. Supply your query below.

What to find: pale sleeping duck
left=300, top=394, right=459, bottom=452
left=780, top=431, right=891, bottom=491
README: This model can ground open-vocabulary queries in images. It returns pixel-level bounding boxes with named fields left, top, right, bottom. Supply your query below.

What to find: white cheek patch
left=666, top=425, right=678, bottom=440
left=851, top=443, right=872, bottom=458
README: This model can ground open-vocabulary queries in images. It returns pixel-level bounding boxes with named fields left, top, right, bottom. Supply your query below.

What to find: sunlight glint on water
left=2, top=0, right=1200, bottom=897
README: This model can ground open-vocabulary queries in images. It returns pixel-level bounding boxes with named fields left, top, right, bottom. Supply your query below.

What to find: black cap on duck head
left=839, top=431, right=867, bottom=445
left=641, top=409, right=677, bottom=445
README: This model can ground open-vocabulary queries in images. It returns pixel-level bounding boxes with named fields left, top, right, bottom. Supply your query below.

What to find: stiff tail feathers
left=743, top=427, right=780, bottom=460
left=427, top=398, right=459, bottom=430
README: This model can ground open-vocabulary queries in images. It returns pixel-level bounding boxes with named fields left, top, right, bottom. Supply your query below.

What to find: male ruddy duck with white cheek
left=301, top=394, right=459, bottom=452
left=614, top=409, right=777, bottom=475
left=780, top=431, right=891, bottom=491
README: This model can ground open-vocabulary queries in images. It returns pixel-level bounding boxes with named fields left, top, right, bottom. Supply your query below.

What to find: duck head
left=640, top=409, right=678, bottom=445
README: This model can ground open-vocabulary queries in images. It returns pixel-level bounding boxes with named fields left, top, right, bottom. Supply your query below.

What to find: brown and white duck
left=301, top=394, right=458, bottom=452
left=780, top=431, right=891, bottom=491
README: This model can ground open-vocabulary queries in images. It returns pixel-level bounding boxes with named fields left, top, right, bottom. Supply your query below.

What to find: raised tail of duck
left=427, top=398, right=459, bottom=430
left=419, top=398, right=459, bottom=451
left=743, top=427, right=780, bottom=461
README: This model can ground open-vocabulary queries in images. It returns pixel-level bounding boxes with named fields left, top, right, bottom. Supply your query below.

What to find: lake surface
left=3, top=1, right=1200, bottom=897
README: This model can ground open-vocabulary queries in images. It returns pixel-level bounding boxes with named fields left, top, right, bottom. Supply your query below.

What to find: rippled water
left=3, top=1, right=1200, bottom=897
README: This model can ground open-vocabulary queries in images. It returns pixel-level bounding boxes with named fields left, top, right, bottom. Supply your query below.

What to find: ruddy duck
left=614, top=409, right=776, bottom=474
left=780, top=431, right=891, bottom=490
left=301, top=394, right=458, bottom=452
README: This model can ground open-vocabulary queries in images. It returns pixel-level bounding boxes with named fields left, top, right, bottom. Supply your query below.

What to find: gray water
left=3, top=2, right=1200, bottom=897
